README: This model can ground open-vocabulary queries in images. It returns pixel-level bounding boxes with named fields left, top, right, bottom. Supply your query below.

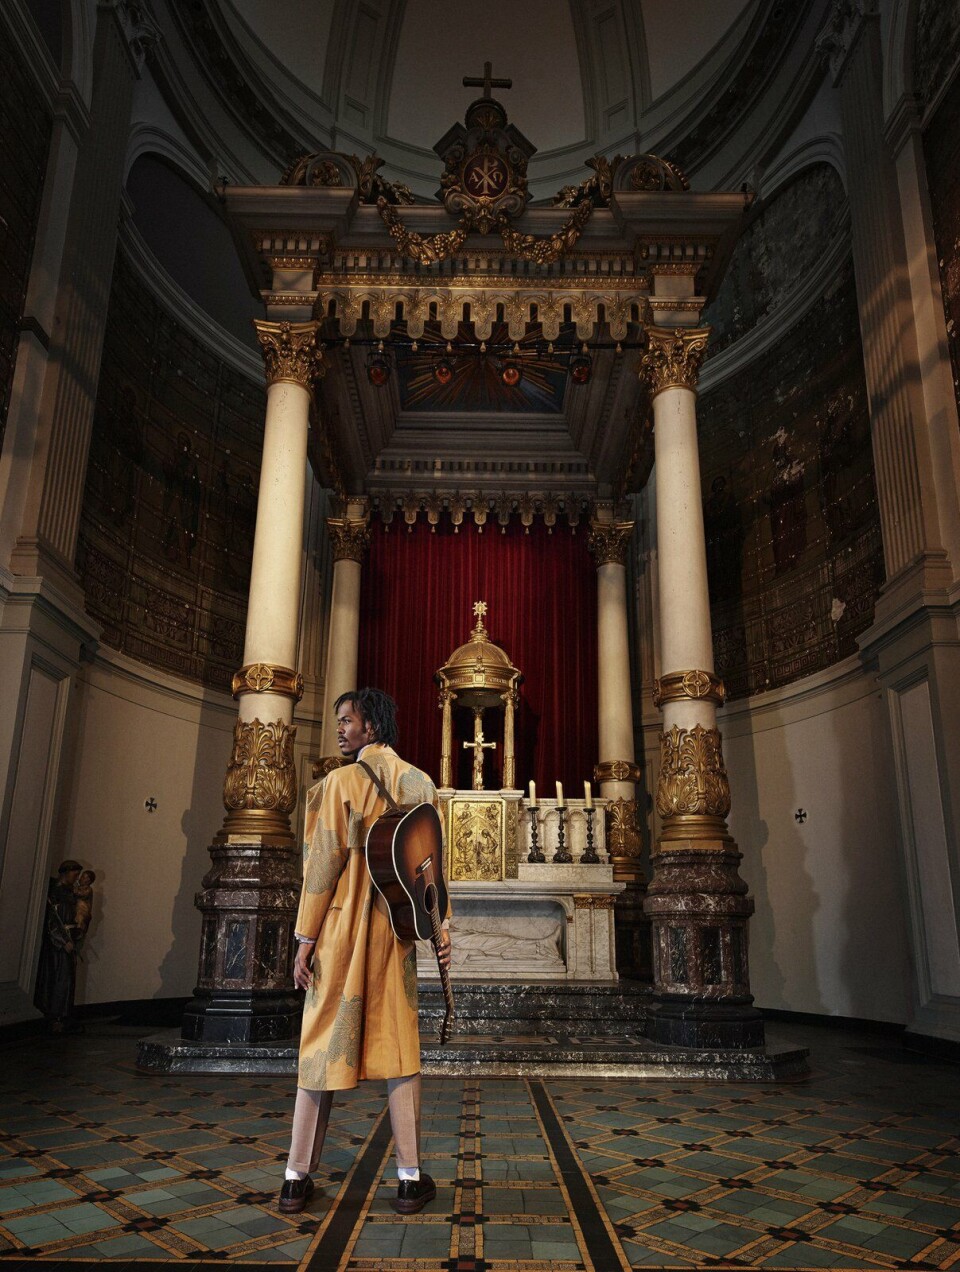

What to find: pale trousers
left=286, top=1074, right=422, bottom=1174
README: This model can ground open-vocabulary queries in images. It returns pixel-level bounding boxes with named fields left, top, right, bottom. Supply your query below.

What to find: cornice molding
left=698, top=225, right=850, bottom=393
left=119, top=219, right=263, bottom=383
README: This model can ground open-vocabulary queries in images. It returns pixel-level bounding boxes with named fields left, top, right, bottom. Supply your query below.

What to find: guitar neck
left=428, top=901, right=455, bottom=1038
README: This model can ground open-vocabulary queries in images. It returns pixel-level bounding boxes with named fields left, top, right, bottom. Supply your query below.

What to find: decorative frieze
left=653, top=669, right=725, bottom=710
left=231, top=663, right=304, bottom=701
left=254, top=319, right=325, bottom=390
left=639, top=326, right=710, bottom=397
left=656, top=725, right=732, bottom=821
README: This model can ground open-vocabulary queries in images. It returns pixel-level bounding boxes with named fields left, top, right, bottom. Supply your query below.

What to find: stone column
left=180, top=321, right=324, bottom=1048
left=502, top=689, right=517, bottom=790
left=639, top=326, right=763, bottom=1049
left=317, top=502, right=371, bottom=762
left=587, top=515, right=648, bottom=978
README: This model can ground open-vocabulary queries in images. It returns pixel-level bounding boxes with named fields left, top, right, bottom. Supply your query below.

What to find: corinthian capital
left=327, top=516, right=371, bottom=563
left=587, top=520, right=635, bottom=567
left=254, top=320, right=325, bottom=390
left=639, top=326, right=710, bottom=398
left=816, top=0, right=879, bottom=85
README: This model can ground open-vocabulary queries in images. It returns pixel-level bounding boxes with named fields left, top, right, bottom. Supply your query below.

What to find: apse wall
left=638, top=159, right=910, bottom=1023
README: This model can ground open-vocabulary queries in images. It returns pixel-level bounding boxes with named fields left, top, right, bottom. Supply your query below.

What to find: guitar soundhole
left=423, top=882, right=437, bottom=912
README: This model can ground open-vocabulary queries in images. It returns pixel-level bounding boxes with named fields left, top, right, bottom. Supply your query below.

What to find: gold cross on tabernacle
left=473, top=601, right=488, bottom=621
left=464, top=708, right=497, bottom=791
left=462, top=61, right=513, bottom=99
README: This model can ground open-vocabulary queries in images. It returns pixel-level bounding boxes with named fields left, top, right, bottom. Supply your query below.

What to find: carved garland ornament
left=587, top=521, right=635, bottom=567
left=656, top=724, right=731, bottom=820
left=653, top=669, right=725, bottom=710
left=574, top=894, right=616, bottom=910
left=327, top=517, right=372, bottom=563
left=223, top=719, right=297, bottom=816
left=376, top=196, right=594, bottom=266
left=639, top=326, right=711, bottom=397
left=231, top=663, right=304, bottom=701
left=254, top=320, right=326, bottom=390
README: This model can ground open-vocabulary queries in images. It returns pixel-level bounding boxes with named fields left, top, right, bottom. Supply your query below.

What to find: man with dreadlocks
left=279, top=688, right=452, bottom=1216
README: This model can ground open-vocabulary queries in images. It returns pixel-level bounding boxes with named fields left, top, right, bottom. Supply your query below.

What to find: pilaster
left=819, top=2, right=960, bottom=1045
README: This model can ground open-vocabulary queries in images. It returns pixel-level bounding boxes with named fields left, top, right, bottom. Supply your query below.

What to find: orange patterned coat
left=294, top=744, right=439, bottom=1091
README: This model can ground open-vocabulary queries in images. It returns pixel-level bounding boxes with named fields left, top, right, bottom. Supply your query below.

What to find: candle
left=528, top=779, right=537, bottom=808
left=584, top=780, right=593, bottom=809
left=556, top=781, right=564, bottom=807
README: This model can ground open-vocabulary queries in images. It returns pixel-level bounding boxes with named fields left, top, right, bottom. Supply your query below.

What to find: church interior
left=1, top=0, right=960, bottom=1267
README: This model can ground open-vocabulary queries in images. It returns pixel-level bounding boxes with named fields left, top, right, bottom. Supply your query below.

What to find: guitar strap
left=355, top=759, right=403, bottom=813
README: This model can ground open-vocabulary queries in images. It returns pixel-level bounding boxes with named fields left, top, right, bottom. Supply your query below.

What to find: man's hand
left=293, top=942, right=315, bottom=991
left=437, top=929, right=452, bottom=971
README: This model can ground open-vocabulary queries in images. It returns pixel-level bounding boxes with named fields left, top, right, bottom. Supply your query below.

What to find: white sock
left=285, top=1168, right=306, bottom=1181
left=398, top=1166, right=420, bottom=1182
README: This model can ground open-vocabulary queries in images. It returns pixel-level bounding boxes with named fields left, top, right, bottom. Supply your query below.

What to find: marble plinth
left=137, top=1034, right=297, bottom=1075
left=417, top=876, right=624, bottom=982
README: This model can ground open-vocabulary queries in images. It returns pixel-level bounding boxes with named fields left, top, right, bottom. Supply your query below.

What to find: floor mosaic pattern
left=0, top=1022, right=957, bottom=1270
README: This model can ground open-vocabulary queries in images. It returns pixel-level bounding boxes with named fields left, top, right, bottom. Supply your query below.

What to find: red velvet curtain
left=357, top=515, right=598, bottom=794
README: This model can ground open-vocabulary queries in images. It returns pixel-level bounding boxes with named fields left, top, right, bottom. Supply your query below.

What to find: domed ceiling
left=220, top=0, right=755, bottom=196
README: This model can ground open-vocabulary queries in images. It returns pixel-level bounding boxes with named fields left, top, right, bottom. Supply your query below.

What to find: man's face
left=60, top=869, right=80, bottom=887
left=337, top=702, right=376, bottom=756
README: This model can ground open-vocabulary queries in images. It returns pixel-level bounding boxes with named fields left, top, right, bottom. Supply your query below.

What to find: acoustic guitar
left=359, top=762, right=455, bottom=1045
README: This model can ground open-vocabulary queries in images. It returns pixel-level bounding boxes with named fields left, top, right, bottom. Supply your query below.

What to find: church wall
left=0, top=14, right=52, bottom=454
left=922, top=57, right=960, bottom=422
left=699, top=260, right=884, bottom=700
left=51, top=652, right=237, bottom=1004
left=720, top=661, right=909, bottom=1022
left=76, top=251, right=265, bottom=693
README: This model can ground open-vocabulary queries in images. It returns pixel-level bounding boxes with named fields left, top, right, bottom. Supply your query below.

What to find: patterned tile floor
left=0, top=1021, right=957, bottom=1270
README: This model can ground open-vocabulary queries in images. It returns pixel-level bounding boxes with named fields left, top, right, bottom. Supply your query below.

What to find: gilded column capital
left=231, top=663, right=304, bottom=702
left=254, top=320, right=325, bottom=390
left=656, top=724, right=731, bottom=821
left=653, top=669, right=725, bottom=710
left=639, top=326, right=710, bottom=398
left=327, top=515, right=371, bottom=563
left=587, top=520, right=635, bottom=567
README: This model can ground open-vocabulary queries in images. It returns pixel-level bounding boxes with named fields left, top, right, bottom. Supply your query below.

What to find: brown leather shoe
left=390, top=1173, right=437, bottom=1215
left=278, top=1174, right=314, bottom=1214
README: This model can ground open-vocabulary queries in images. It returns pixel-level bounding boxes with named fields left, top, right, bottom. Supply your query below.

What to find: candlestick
left=553, top=804, right=571, bottom=863
left=583, top=779, right=593, bottom=809
left=580, top=806, right=599, bottom=864
left=529, top=779, right=537, bottom=808
left=527, top=804, right=545, bottom=863
left=556, top=780, right=564, bottom=808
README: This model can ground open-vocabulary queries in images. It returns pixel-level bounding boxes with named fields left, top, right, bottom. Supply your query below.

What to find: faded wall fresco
left=0, top=19, right=51, bottom=448
left=698, top=263, right=884, bottom=700
left=915, top=0, right=960, bottom=107
left=924, top=51, right=960, bottom=422
left=77, top=254, right=264, bottom=689
left=703, top=164, right=848, bottom=354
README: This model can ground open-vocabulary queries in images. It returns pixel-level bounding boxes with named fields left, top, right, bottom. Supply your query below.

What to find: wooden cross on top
left=463, top=61, right=512, bottom=99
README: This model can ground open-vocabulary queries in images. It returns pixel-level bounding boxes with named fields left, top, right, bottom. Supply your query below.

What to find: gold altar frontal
left=442, top=789, right=524, bottom=882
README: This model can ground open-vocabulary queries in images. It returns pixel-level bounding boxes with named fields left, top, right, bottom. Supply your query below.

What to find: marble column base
left=180, top=987, right=302, bottom=1046
left=644, top=997, right=765, bottom=1050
